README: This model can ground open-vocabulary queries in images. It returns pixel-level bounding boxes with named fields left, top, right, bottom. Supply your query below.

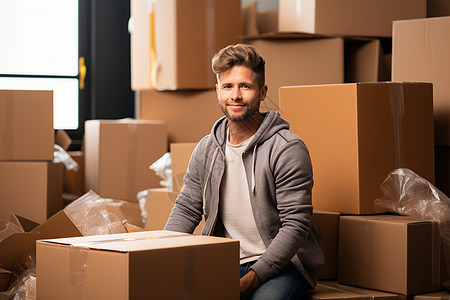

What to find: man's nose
left=231, top=86, right=242, bottom=100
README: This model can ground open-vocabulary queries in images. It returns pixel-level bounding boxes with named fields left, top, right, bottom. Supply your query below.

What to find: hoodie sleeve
left=250, top=137, right=314, bottom=283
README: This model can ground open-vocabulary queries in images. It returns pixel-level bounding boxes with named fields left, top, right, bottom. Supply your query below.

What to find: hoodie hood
left=210, top=110, right=290, bottom=150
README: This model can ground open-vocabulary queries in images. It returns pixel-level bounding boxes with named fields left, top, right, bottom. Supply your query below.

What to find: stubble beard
left=221, top=104, right=259, bottom=122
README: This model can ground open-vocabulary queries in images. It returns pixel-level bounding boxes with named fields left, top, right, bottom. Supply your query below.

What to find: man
left=165, top=44, right=323, bottom=299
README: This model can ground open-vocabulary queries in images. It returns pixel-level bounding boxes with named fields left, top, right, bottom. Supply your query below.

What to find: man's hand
left=240, top=269, right=261, bottom=300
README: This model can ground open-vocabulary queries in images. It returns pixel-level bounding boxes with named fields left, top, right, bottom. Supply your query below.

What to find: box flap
left=10, top=214, right=39, bottom=232
left=0, top=232, right=39, bottom=271
left=55, top=130, right=72, bottom=151
left=31, top=210, right=81, bottom=240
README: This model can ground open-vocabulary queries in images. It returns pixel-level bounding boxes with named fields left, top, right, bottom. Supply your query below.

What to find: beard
left=220, top=104, right=259, bottom=122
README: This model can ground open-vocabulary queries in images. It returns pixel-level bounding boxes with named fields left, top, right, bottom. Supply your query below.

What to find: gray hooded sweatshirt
left=165, top=110, right=324, bottom=288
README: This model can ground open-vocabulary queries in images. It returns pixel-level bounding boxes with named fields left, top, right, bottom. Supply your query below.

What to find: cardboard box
left=278, top=0, right=426, bottom=37
left=339, top=215, right=445, bottom=295
left=411, top=291, right=450, bottom=300
left=130, top=0, right=242, bottom=90
left=170, top=143, right=197, bottom=192
left=0, top=161, right=63, bottom=223
left=280, top=82, right=435, bottom=214
left=427, top=0, right=450, bottom=17
left=310, top=281, right=400, bottom=300
left=37, top=231, right=239, bottom=300
left=435, top=146, right=450, bottom=197
left=143, top=188, right=204, bottom=234
left=312, top=210, right=340, bottom=280
left=392, top=16, right=450, bottom=146
left=247, top=37, right=344, bottom=112
left=0, top=90, right=54, bottom=161
left=139, top=89, right=223, bottom=143
left=345, top=38, right=390, bottom=83
left=84, top=119, right=168, bottom=202
left=101, top=198, right=144, bottom=229
left=63, top=151, right=85, bottom=196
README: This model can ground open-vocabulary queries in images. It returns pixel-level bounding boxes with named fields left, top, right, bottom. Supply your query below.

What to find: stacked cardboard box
left=0, top=90, right=63, bottom=224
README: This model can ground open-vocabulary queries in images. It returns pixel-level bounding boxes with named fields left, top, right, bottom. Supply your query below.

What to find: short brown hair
left=211, top=44, right=265, bottom=89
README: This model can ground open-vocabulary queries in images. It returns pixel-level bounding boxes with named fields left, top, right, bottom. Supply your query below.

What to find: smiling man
left=165, top=44, right=324, bottom=300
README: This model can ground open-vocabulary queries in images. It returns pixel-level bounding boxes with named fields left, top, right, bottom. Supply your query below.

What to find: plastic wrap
left=53, top=144, right=79, bottom=171
left=0, top=221, right=23, bottom=243
left=136, top=189, right=148, bottom=229
left=374, top=168, right=450, bottom=288
left=149, top=152, right=172, bottom=188
left=0, top=256, right=35, bottom=300
left=63, top=190, right=127, bottom=236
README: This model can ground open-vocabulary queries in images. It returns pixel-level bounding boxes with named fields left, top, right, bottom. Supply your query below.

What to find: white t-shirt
left=220, top=132, right=267, bottom=264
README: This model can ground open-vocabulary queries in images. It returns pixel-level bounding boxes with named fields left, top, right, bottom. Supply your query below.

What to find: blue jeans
left=240, top=261, right=308, bottom=300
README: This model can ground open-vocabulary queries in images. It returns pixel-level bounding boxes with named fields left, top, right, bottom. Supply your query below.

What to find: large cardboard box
left=139, top=89, right=222, bottom=143
left=37, top=231, right=239, bottom=300
left=392, top=16, right=450, bottom=146
left=278, top=0, right=426, bottom=37
left=312, top=210, right=340, bottom=280
left=0, top=161, right=63, bottom=223
left=130, top=0, right=241, bottom=90
left=309, top=281, right=400, bottom=300
left=84, top=119, right=168, bottom=202
left=0, top=90, right=54, bottom=161
left=280, top=82, right=435, bottom=214
left=427, top=0, right=450, bottom=17
left=143, top=188, right=204, bottom=234
left=247, top=37, right=344, bottom=112
left=171, top=142, right=197, bottom=192
left=339, top=215, right=445, bottom=295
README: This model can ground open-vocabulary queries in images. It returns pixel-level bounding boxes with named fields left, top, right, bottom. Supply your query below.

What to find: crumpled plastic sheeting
left=64, top=190, right=127, bottom=236
left=0, top=256, right=35, bottom=300
left=53, top=144, right=79, bottom=171
left=0, top=221, right=23, bottom=243
left=375, top=168, right=450, bottom=288
left=149, top=152, right=172, bottom=189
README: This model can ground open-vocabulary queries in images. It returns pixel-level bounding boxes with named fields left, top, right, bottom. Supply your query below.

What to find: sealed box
left=37, top=231, right=239, bottom=300
left=84, top=119, right=168, bottom=202
left=0, top=90, right=54, bottom=161
left=170, top=143, right=197, bottom=192
left=139, top=89, right=222, bottom=143
left=392, top=16, right=450, bottom=146
left=278, top=0, right=426, bottom=37
left=312, top=210, right=340, bottom=280
left=143, top=188, right=204, bottom=234
left=63, top=151, right=85, bottom=196
left=130, top=0, right=241, bottom=90
left=248, top=37, right=344, bottom=112
left=280, top=82, right=435, bottom=214
left=339, top=215, right=445, bottom=295
left=0, top=161, right=63, bottom=223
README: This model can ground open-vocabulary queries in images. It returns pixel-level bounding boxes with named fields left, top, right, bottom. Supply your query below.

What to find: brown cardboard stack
left=0, top=90, right=63, bottom=224
left=84, top=119, right=168, bottom=202
left=36, top=231, right=240, bottom=299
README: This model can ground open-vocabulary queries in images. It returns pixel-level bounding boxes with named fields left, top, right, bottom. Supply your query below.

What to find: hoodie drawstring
left=251, top=145, right=257, bottom=193
left=203, top=147, right=219, bottom=213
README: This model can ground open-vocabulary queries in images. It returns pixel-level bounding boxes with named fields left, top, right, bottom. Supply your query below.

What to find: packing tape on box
left=388, top=83, right=405, bottom=169
left=68, top=233, right=196, bottom=296
left=0, top=95, right=15, bottom=158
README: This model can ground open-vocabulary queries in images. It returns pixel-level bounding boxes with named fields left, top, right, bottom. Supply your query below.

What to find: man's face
left=216, top=65, right=267, bottom=122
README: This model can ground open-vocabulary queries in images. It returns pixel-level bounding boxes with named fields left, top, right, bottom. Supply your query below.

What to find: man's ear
left=260, top=85, right=268, bottom=102
left=215, top=83, right=220, bottom=100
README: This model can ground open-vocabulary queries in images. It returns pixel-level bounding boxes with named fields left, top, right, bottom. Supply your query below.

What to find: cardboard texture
left=392, top=16, right=450, bottom=146
left=345, top=38, right=390, bottom=83
left=278, top=0, right=426, bottom=37
left=280, top=82, right=435, bottom=214
left=411, top=291, right=450, bottom=300
left=0, top=90, right=54, bottom=161
left=37, top=231, right=239, bottom=300
left=101, top=198, right=144, bottom=229
left=144, top=188, right=204, bottom=234
left=312, top=210, right=340, bottom=280
left=310, top=281, right=399, bottom=300
left=63, top=151, right=85, bottom=196
left=0, top=161, right=63, bottom=223
left=139, top=89, right=223, bottom=144
left=130, top=0, right=242, bottom=90
left=170, top=143, right=197, bottom=192
left=339, top=215, right=445, bottom=295
left=84, top=119, right=168, bottom=202
left=247, top=37, right=344, bottom=112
